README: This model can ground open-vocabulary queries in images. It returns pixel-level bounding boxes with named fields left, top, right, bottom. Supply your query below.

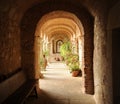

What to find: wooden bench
left=2, top=79, right=38, bottom=104
left=0, top=69, right=38, bottom=104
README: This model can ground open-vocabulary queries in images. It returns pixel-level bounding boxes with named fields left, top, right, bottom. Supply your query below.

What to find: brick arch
left=20, top=0, right=94, bottom=94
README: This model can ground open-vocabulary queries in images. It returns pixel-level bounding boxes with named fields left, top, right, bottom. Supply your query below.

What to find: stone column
left=34, top=36, right=43, bottom=79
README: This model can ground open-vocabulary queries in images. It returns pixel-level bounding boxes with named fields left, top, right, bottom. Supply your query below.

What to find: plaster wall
left=107, top=1, right=120, bottom=103
left=93, top=1, right=120, bottom=103
left=0, top=11, right=21, bottom=75
left=93, top=4, right=113, bottom=104
left=108, top=1, right=120, bottom=29
left=0, top=1, right=117, bottom=104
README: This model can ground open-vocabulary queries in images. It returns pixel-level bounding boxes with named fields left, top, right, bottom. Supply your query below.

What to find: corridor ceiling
left=35, top=11, right=83, bottom=41
left=0, top=0, right=119, bottom=24
left=0, top=0, right=119, bottom=45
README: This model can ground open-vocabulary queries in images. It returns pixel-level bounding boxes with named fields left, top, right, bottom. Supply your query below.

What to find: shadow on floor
left=26, top=63, right=95, bottom=104
left=26, top=88, right=56, bottom=104
left=26, top=88, right=70, bottom=104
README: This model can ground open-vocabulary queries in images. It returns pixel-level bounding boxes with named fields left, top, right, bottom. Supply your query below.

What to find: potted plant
left=68, top=54, right=82, bottom=77
left=60, top=41, right=82, bottom=77
left=70, top=62, right=81, bottom=77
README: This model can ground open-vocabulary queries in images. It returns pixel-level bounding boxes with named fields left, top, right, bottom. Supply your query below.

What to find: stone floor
left=26, top=62, right=96, bottom=104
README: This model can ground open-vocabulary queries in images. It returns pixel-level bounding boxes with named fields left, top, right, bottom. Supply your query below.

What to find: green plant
left=60, top=41, right=81, bottom=73
left=67, top=54, right=82, bottom=77
left=69, top=62, right=79, bottom=70
left=60, top=41, right=71, bottom=59
left=68, top=54, right=80, bottom=71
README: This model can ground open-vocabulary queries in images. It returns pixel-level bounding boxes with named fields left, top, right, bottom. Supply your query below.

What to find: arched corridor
left=26, top=62, right=95, bottom=104
left=0, top=0, right=120, bottom=104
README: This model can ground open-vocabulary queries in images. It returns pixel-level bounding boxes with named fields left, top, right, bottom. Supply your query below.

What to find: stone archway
left=35, top=10, right=83, bottom=65
left=20, top=0, right=94, bottom=94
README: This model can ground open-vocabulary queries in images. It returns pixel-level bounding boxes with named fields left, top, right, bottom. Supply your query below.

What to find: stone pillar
left=34, top=36, right=43, bottom=79
left=94, top=13, right=112, bottom=104
left=84, top=28, right=94, bottom=95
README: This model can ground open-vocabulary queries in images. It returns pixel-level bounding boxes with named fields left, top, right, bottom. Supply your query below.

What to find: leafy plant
left=60, top=41, right=81, bottom=73
left=67, top=54, right=80, bottom=71
left=60, top=41, right=71, bottom=58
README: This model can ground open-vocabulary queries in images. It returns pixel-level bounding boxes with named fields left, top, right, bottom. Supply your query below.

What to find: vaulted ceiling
left=0, top=0, right=119, bottom=23
left=0, top=0, right=119, bottom=43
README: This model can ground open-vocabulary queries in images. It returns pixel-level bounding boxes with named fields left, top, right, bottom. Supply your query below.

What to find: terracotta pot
left=72, top=70, right=82, bottom=77
left=72, top=70, right=80, bottom=77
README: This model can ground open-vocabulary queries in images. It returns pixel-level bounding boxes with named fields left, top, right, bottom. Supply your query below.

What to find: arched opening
left=56, top=40, right=63, bottom=53
left=1, top=0, right=120, bottom=104
left=35, top=10, right=84, bottom=67
left=20, top=0, right=94, bottom=94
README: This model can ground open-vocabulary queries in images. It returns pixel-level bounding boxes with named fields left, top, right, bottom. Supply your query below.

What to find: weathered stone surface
left=0, top=0, right=120, bottom=104
left=0, top=11, right=21, bottom=75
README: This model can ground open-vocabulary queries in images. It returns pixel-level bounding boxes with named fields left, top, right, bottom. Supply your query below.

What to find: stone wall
left=92, top=2, right=113, bottom=104
left=0, top=0, right=118, bottom=104
left=94, top=15, right=109, bottom=104
left=20, top=0, right=94, bottom=81
left=84, top=22, right=94, bottom=94
left=107, top=1, right=120, bottom=103
left=108, top=1, right=120, bottom=29
left=0, top=11, right=21, bottom=76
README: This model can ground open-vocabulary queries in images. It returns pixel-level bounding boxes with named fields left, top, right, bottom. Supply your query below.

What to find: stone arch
left=35, top=11, right=84, bottom=36
left=56, top=40, right=63, bottom=53
left=36, top=11, right=83, bottom=63
left=20, top=0, right=94, bottom=94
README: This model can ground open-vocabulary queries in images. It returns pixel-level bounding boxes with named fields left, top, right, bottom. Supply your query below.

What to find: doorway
left=112, top=28, right=120, bottom=104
